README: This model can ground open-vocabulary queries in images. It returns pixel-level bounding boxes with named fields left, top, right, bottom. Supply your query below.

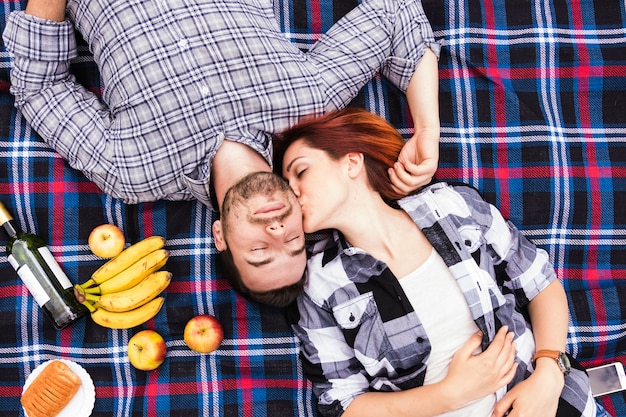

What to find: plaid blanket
left=1, top=0, right=625, bottom=416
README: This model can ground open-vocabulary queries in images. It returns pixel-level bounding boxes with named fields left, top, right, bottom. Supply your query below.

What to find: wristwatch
left=532, top=349, right=571, bottom=376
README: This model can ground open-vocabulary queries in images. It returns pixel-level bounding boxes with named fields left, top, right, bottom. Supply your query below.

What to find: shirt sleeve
left=456, top=185, right=556, bottom=304
left=289, top=291, right=371, bottom=417
left=379, top=0, right=441, bottom=92
left=306, top=0, right=441, bottom=110
left=3, top=12, right=120, bottom=196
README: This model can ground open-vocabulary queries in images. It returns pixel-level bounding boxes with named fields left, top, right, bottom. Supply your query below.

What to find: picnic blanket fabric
left=0, top=0, right=625, bottom=416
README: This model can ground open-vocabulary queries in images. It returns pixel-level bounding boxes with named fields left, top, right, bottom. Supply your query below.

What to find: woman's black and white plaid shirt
left=289, top=182, right=598, bottom=417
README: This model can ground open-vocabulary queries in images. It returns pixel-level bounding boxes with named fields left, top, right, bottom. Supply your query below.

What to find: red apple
left=127, top=329, right=167, bottom=371
left=184, top=314, right=224, bottom=353
left=89, top=224, right=125, bottom=258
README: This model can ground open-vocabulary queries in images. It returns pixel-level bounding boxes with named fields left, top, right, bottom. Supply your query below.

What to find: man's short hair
left=218, top=248, right=306, bottom=308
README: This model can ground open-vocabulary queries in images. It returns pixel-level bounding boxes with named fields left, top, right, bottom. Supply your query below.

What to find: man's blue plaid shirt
left=3, top=0, right=438, bottom=208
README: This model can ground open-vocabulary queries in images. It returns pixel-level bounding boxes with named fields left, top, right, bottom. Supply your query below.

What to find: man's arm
left=3, top=2, right=118, bottom=198
left=388, top=48, right=440, bottom=195
left=25, top=0, right=66, bottom=21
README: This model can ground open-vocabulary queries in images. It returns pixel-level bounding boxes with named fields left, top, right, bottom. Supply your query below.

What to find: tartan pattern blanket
left=0, top=0, right=625, bottom=416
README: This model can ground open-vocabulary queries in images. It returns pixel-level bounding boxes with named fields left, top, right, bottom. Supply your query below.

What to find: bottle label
left=6, top=254, right=19, bottom=271
left=37, top=247, right=73, bottom=289
left=8, top=255, right=51, bottom=307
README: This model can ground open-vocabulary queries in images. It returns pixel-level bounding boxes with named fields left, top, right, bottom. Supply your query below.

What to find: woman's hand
left=441, top=326, right=518, bottom=409
left=492, top=280, right=568, bottom=416
left=491, top=359, right=564, bottom=417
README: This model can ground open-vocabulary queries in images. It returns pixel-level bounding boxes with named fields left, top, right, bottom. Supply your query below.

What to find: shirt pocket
left=333, top=293, right=391, bottom=363
left=459, top=224, right=483, bottom=253
left=181, top=164, right=214, bottom=209
left=334, top=292, right=375, bottom=330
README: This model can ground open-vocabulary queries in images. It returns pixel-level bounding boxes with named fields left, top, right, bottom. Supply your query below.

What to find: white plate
left=22, top=359, right=96, bottom=417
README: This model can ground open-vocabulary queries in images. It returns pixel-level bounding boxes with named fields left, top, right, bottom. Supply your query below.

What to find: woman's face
left=282, top=139, right=350, bottom=233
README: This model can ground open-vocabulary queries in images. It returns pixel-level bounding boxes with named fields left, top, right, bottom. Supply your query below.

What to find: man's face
left=215, top=172, right=307, bottom=293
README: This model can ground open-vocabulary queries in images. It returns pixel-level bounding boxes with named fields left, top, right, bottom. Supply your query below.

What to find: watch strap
left=532, top=349, right=571, bottom=375
left=532, top=349, right=561, bottom=364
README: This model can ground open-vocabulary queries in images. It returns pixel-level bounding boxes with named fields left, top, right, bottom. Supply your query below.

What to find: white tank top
left=398, top=249, right=496, bottom=417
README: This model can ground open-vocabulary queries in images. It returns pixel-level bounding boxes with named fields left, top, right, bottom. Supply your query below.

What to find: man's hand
left=388, top=129, right=439, bottom=195
left=25, top=0, right=67, bottom=22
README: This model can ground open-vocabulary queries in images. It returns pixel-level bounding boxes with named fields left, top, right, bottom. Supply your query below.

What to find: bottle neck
left=2, top=220, right=18, bottom=238
left=0, top=203, right=18, bottom=238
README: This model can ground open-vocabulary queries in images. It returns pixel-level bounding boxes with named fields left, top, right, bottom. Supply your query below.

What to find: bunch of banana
left=74, top=236, right=171, bottom=329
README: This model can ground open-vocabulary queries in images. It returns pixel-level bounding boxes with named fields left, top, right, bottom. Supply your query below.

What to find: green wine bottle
left=0, top=202, right=87, bottom=329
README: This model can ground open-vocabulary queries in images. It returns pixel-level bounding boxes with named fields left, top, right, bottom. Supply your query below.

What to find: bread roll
left=21, top=360, right=82, bottom=417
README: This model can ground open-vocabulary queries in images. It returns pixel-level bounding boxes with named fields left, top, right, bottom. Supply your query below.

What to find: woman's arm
left=453, top=185, right=569, bottom=417
left=492, top=280, right=568, bottom=417
left=527, top=279, right=569, bottom=360
left=389, top=48, right=440, bottom=195
left=343, top=327, right=518, bottom=417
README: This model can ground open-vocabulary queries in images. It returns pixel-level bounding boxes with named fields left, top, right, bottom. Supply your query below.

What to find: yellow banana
left=82, top=236, right=166, bottom=288
left=84, top=249, right=170, bottom=295
left=87, top=297, right=165, bottom=329
left=84, top=271, right=172, bottom=312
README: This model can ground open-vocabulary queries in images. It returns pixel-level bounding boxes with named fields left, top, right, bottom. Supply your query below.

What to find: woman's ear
left=212, top=220, right=228, bottom=252
left=345, top=152, right=365, bottom=179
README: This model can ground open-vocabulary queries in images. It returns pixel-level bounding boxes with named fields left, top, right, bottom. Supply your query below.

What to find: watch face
left=559, top=352, right=572, bottom=375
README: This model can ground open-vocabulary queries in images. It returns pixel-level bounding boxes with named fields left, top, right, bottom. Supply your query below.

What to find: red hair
left=274, top=108, right=406, bottom=202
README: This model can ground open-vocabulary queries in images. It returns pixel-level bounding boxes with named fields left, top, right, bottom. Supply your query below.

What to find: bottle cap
left=0, top=202, right=14, bottom=225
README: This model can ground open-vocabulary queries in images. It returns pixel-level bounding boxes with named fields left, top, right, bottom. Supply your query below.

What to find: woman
left=273, top=108, right=605, bottom=417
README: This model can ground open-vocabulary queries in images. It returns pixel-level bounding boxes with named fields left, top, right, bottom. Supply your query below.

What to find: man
left=3, top=0, right=440, bottom=294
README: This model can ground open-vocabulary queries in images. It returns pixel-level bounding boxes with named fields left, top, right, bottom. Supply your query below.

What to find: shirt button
left=416, top=337, right=424, bottom=343
left=178, top=39, right=189, bottom=49
left=200, top=85, right=210, bottom=96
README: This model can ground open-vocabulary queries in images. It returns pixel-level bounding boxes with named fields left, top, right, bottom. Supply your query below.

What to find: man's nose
left=266, top=220, right=285, bottom=234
